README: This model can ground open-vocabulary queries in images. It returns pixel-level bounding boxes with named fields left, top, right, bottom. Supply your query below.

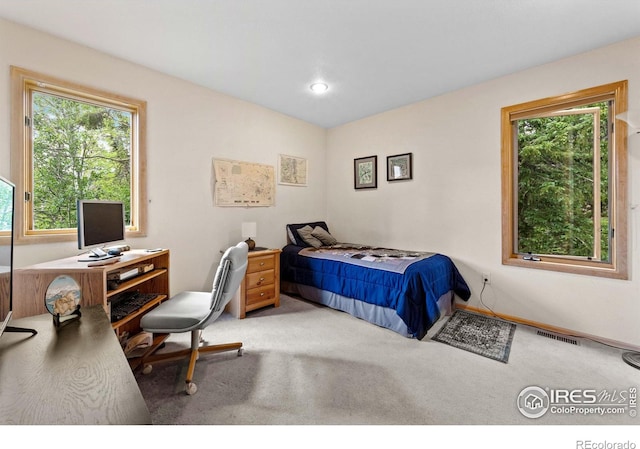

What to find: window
left=501, top=81, right=628, bottom=279
left=10, top=66, right=147, bottom=244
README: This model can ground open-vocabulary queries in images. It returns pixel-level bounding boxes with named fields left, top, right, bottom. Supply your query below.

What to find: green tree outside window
left=31, top=93, right=132, bottom=230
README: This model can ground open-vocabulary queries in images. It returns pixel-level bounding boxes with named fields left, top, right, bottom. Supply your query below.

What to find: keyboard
left=78, top=254, right=117, bottom=262
left=110, top=291, right=159, bottom=322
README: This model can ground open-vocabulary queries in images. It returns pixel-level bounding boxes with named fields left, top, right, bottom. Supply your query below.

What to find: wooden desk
left=0, top=305, right=151, bottom=424
left=13, top=249, right=170, bottom=338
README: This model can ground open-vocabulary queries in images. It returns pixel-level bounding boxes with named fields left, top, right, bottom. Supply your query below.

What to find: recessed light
left=310, top=82, right=329, bottom=93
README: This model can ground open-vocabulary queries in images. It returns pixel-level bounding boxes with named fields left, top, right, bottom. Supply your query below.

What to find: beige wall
left=326, top=36, right=640, bottom=348
left=0, top=18, right=326, bottom=293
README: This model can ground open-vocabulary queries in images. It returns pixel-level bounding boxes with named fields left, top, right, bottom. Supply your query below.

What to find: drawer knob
left=259, top=262, right=265, bottom=266
left=260, top=292, right=265, bottom=296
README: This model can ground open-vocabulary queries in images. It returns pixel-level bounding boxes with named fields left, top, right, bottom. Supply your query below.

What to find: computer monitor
left=0, top=176, right=14, bottom=333
left=77, top=200, right=126, bottom=251
left=0, top=176, right=36, bottom=337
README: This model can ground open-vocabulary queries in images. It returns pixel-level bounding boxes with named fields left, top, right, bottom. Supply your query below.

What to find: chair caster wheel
left=142, top=364, right=153, bottom=375
left=186, top=382, right=197, bottom=395
left=237, top=348, right=244, bottom=356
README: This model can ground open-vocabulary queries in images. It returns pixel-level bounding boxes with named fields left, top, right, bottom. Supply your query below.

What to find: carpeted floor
left=432, top=309, right=516, bottom=363
left=134, top=294, right=639, bottom=426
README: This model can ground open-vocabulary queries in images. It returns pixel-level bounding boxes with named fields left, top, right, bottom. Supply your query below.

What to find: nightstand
left=227, top=248, right=281, bottom=318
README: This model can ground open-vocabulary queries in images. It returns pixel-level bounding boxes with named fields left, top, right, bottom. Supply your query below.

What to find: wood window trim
left=9, top=66, right=147, bottom=245
left=500, top=80, right=628, bottom=279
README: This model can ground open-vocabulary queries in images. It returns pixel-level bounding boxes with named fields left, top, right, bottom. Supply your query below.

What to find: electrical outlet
left=482, top=273, right=491, bottom=285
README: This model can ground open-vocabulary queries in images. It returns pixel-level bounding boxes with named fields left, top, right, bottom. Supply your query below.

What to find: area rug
left=432, top=310, right=516, bottom=363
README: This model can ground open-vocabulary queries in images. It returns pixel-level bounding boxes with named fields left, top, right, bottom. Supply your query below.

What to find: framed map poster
left=278, top=154, right=308, bottom=186
left=213, top=158, right=275, bottom=207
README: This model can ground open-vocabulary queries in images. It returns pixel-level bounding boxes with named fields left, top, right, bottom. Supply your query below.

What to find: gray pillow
left=311, top=226, right=337, bottom=246
left=286, top=221, right=330, bottom=246
left=297, top=225, right=323, bottom=248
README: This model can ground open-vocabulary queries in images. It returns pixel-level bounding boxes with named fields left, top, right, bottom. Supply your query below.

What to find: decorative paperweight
left=45, top=275, right=82, bottom=326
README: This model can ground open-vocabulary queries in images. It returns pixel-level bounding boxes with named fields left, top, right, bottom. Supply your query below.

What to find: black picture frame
left=354, top=156, right=377, bottom=189
left=387, top=152, right=413, bottom=182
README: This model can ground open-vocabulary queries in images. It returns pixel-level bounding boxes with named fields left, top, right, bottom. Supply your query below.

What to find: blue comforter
left=281, top=244, right=471, bottom=339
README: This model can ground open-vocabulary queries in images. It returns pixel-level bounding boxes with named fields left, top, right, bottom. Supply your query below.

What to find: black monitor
left=77, top=200, right=126, bottom=251
left=0, top=176, right=36, bottom=337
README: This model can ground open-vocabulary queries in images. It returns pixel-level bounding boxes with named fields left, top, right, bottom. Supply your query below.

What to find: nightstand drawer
left=246, top=284, right=276, bottom=306
left=246, top=269, right=275, bottom=289
left=247, top=255, right=275, bottom=273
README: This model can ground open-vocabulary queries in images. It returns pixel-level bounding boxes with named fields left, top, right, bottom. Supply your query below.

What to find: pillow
left=311, top=226, right=337, bottom=246
left=286, top=221, right=331, bottom=247
left=296, top=225, right=323, bottom=248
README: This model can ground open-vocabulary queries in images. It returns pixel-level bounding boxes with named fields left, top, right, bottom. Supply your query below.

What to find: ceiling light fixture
left=310, top=82, right=329, bottom=93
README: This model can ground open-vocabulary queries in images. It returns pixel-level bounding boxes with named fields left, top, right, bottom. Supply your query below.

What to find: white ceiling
left=1, top=0, right=639, bottom=128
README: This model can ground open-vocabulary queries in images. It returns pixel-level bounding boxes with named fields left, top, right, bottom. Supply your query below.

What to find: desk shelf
left=110, top=293, right=168, bottom=332
left=107, top=268, right=169, bottom=298
left=128, top=333, right=170, bottom=370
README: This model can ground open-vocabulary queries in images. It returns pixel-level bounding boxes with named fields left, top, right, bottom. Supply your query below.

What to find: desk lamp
left=242, top=222, right=257, bottom=250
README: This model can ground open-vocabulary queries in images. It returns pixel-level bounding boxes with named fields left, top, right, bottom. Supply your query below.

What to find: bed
left=280, top=221, right=471, bottom=340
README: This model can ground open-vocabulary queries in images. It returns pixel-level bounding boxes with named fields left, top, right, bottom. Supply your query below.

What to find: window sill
left=502, top=255, right=627, bottom=280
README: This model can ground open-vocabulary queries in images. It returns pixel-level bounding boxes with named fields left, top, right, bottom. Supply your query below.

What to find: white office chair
left=139, top=241, right=249, bottom=395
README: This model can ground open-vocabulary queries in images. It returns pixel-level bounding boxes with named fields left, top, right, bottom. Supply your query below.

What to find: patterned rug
left=432, top=310, right=516, bottom=363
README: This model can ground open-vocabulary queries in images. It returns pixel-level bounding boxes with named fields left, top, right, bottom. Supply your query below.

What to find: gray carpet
left=134, top=294, right=639, bottom=426
left=432, top=310, right=516, bottom=363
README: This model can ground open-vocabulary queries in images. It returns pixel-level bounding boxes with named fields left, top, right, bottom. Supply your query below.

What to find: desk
left=0, top=305, right=151, bottom=424
left=12, top=249, right=170, bottom=339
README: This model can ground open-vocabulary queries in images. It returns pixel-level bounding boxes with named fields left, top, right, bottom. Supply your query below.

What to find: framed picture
left=387, top=152, right=413, bottom=182
left=278, top=154, right=308, bottom=186
left=354, top=156, right=377, bottom=189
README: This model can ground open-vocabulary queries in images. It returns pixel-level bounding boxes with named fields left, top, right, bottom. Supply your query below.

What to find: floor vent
left=537, top=330, right=580, bottom=346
